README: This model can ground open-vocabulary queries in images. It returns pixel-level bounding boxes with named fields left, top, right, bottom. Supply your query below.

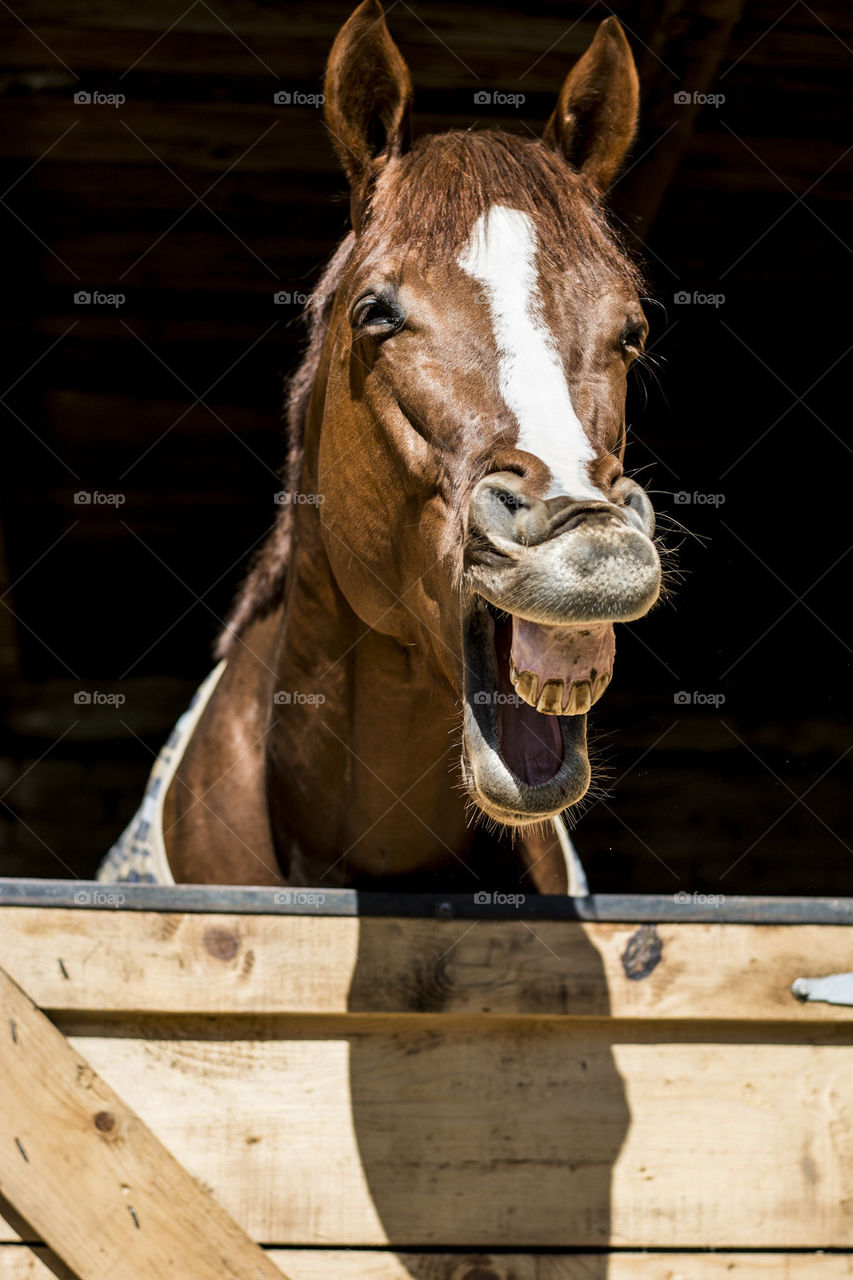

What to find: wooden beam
left=2, top=1249, right=853, bottom=1279
left=1, top=1017, right=850, bottom=1249
left=0, top=906, right=851, bottom=1020
left=0, top=966, right=289, bottom=1280
left=614, top=0, right=747, bottom=236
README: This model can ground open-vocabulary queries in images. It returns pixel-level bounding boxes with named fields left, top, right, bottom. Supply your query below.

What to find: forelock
left=361, top=130, right=642, bottom=290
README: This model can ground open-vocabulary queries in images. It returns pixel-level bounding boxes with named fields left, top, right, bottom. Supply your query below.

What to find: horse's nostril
left=468, top=472, right=549, bottom=553
left=495, top=489, right=526, bottom=512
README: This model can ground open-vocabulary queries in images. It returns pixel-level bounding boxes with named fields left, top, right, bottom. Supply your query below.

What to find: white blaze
left=457, top=204, right=605, bottom=502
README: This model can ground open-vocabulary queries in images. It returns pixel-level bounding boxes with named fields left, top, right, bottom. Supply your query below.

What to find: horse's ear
left=543, top=16, right=639, bottom=194
left=325, top=0, right=413, bottom=227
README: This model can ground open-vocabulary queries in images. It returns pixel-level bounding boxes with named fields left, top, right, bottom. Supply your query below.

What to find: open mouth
left=461, top=597, right=603, bottom=824
left=459, top=476, right=661, bottom=826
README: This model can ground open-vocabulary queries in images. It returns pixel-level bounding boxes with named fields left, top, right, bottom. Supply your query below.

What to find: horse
left=99, top=0, right=661, bottom=895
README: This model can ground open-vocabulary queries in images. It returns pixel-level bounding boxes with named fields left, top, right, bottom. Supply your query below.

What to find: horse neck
left=266, top=444, right=475, bottom=886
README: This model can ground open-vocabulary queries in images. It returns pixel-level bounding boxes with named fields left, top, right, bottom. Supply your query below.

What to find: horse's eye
left=620, top=322, right=646, bottom=354
left=351, top=293, right=404, bottom=335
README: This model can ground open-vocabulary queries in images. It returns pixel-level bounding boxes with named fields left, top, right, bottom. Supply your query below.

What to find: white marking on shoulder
left=458, top=204, right=605, bottom=502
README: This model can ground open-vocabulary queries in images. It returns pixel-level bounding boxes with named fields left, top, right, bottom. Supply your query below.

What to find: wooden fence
left=0, top=882, right=851, bottom=1277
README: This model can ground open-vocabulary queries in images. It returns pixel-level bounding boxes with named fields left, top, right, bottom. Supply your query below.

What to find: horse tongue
left=509, top=619, right=615, bottom=715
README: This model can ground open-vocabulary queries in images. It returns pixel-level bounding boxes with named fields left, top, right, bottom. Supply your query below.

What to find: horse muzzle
left=467, top=470, right=660, bottom=626
left=458, top=471, right=660, bottom=826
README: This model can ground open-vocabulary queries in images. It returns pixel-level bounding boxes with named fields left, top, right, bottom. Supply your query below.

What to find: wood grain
left=0, top=907, right=851, bottom=1019
left=2, top=1249, right=853, bottom=1279
left=0, top=966, right=289, bottom=1280
left=1, top=1016, right=849, bottom=1249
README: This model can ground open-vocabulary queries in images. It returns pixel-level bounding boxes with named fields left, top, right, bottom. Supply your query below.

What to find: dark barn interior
left=1, top=0, right=850, bottom=893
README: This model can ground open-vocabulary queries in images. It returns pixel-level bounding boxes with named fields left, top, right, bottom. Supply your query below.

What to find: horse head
left=312, top=1, right=660, bottom=828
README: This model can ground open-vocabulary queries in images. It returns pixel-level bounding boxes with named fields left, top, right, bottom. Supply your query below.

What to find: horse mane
left=216, top=130, right=641, bottom=657
left=214, top=232, right=354, bottom=657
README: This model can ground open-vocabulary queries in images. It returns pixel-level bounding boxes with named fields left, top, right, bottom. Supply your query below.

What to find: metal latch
left=792, top=972, right=853, bottom=1007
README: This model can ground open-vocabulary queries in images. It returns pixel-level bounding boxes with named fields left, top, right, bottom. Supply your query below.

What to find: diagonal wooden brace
left=0, top=965, right=289, bottom=1280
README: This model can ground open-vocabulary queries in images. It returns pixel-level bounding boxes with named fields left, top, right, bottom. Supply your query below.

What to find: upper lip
left=547, top=502, right=631, bottom=537
left=466, top=497, right=636, bottom=562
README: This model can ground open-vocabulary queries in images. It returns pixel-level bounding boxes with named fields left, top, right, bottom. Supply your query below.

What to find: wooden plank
left=0, top=906, right=851, bottom=1019
left=614, top=0, right=745, bottom=234
left=2, top=1249, right=853, bottom=1279
left=0, top=1018, right=846, bottom=1249
left=0, top=102, right=328, bottom=174
left=278, top=1255, right=853, bottom=1279
left=0, top=967, right=289, bottom=1280
left=5, top=2, right=605, bottom=72
left=0, top=16, right=604, bottom=91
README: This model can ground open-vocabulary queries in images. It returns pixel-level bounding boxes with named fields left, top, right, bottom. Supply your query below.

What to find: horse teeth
left=536, top=679, right=566, bottom=715
left=509, top=666, right=612, bottom=715
left=509, top=663, right=539, bottom=708
left=564, top=680, right=592, bottom=715
left=591, top=672, right=611, bottom=705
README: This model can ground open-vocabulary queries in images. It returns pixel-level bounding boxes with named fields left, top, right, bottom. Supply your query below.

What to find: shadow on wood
left=347, top=916, right=629, bottom=1276
left=0, top=1197, right=79, bottom=1280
